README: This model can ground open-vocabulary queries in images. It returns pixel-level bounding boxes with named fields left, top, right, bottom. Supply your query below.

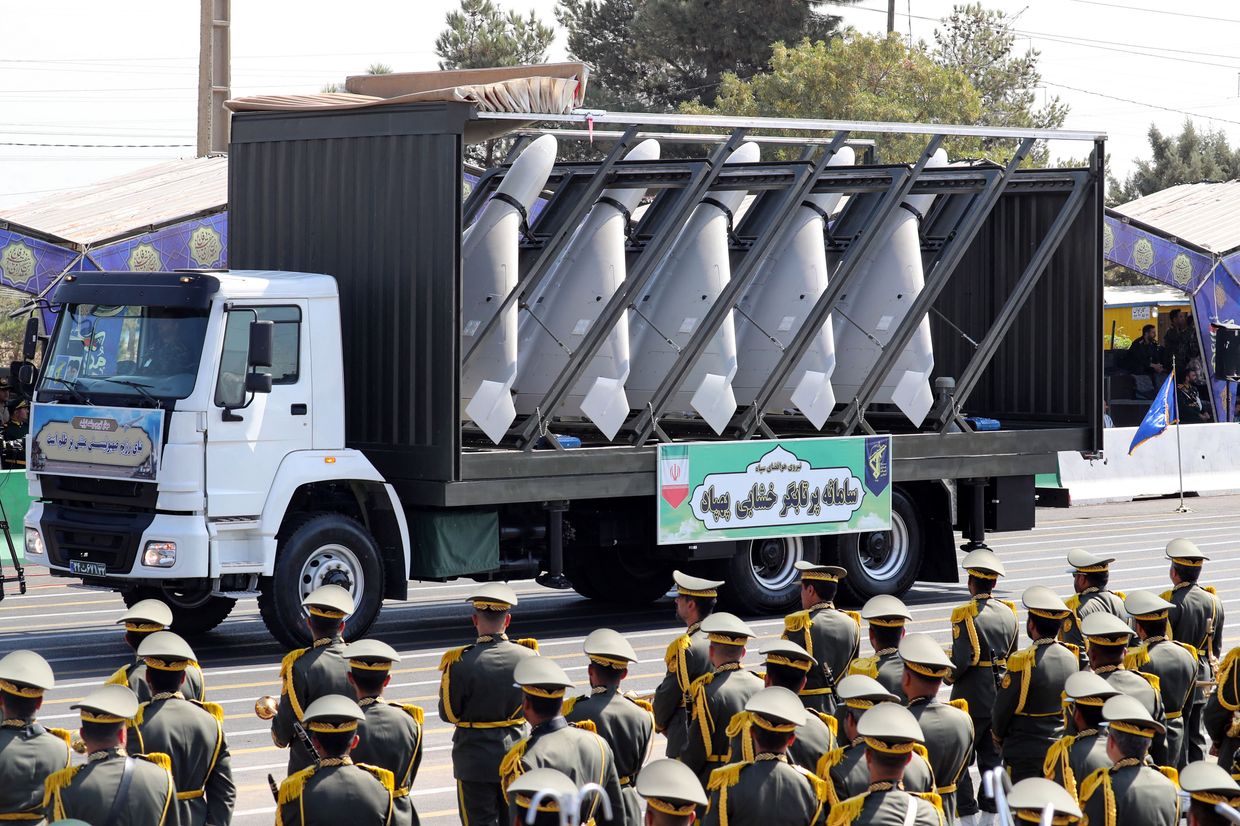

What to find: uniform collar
left=1093, top=664, right=1120, bottom=675
left=867, top=781, right=897, bottom=793
left=1077, top=728, right=1099, bottom=739
left=1110, top=757, right=1142, bottom=772
left=475, top=633, right=509, bottom=644
left=1, top=718, right=32, bottom=729
left=974, top=594, right=993, bottom=601
left=1173, top=581, right=1194, bottom=592
left=875, top=647, right=899, bottom=657
left=810, top=601, right=834, bottom=613
left=1144, top=636, right=1168, bottom=646
left=908, top=695, right=934, bottom=707
left=1033, top=637, right=1058, bottom=646
left=312, top=636, right=341, bottom=648
left=686, top=622, right=702, bottom=636
left=591, top=685, right=613, bottom=696
left=1080, top=586, right=1102, bottom=596
left=151, top=691, right=184, bottom=702
left=714, top=662, right=743, bottom=674
left=754, top=752, right=789, bottom=762
left=318, top=756, right=353, bottom=767
left=358, top=696, right=383, bottom=708
left=88, top=746, right=126, bottom=763
left=531, top=716, right=569, bottom=737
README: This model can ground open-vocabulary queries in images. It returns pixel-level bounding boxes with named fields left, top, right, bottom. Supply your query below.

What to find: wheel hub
left=299, top=543, right=365, bottom=603
left=748, top=537, right=804, bottom=591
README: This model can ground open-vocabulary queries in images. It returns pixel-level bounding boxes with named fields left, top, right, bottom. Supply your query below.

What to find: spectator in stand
left=1178, top=367, right=1211, bottom=423
left=1164, top=310, right=1200, bottom=369
left=1126, top=324, right=1167, bottom=378
left=1103, top=402, right=1114, bottom=428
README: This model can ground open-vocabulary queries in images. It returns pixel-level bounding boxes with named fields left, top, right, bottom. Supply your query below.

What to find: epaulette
left=1066, top=594, right=1081, bottom=611
left=438, top=646, right=467, bottom=671
left=1044, top=734, right=1071, bottom=771
left=133, top=702, right=149, bottom=726
left=689, top=672, right=715, bottom=692
left=707, top=762, right=746, bottom=791
left=1156, top=766, right=1178, bottom=784
left=815, top=710, right=839, bottom=737
left=665, top=635, right=691, bottom=670
left=785, top=611, right=812, bottom=633
left=516, top=638, right=540, bottom=652
left=191, top=700, right=226, bottom=723
left=278, top=765, right=317, bottom=805
left=571, top=720, right=597, bottom=734
left=1221, top=647, right=1240, bottom=711
left=1205, top=586, right=1218, bottom=596
left=46, top=727, right=73, bottom=750
left=999, top=599, right=1017, bottom=612
left=625, top=694, right=654, bottom=713
left=827, top=792, right=868, bottom=826
left=845, top=610, right=861, bottom=627
left=793, top=763, right=834, bottom=803
left=1160, top=589, right=1173, bottom=601
left=356, top=762, right=396, bottom=792
left=499, top=739, right=529, bottom=784
left=41, top=765, right=79, bottom=807
left=849, top=656, right=878, bottom=678
left=562, top=695, right=580, bottom=717
left=1061, top=642, right=1080, bottom=658
left=1176, top=641, right=1199, bottom=660
left=948, top=698, right=969, bottom=715
left=817, top=747, right=846, bottom=776
left=1114, top=590, right=1127, bottom=600
left=139, top=752, right=172, bottom=772
left=1124, top=646, right=1150, bottom=670
left=104, top=665, right=129, bottom=686
left=280, top=648, right=306, bottom=680
left=1135, top=671, right=1161, bottom=692
left=1007, top=648, right=1034, bottom=672
left=914, top=791, right=944, bottom=814
left=1078, top=766, right=1108, bottom=802
left=399, top=704, right=425, bottom=725
left=912, top=743, right=931, bottom=762
left=951, top=603, right=979, bottom=624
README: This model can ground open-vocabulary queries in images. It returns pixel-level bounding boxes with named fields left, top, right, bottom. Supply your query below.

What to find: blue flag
left=1129, top=373, right=1179, bottom=454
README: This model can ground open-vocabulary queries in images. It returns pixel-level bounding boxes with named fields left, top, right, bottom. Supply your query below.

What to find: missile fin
left=891, top=368, right=935, bottom=426
left=465, top=380, right=517, bottom=445
left=690, top=373, right=738, bottom=435
left=580, top=376, right=630, bottom=441
left=790, top=371, right=836, bottom=430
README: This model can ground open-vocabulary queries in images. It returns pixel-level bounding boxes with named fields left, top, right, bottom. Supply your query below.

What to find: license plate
left=70, top=560, right=108, bottom=577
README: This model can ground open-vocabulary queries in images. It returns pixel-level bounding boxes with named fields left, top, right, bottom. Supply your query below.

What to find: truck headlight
left=142, top=541, right=177, bottom=568
left=24, top=528, right=44, bottom=559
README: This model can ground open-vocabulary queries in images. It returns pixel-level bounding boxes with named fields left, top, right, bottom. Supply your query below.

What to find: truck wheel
left=720, top=537, right=808, bottom=613
left=837, top=489, right=923, bottom=602
left=575, top=548, right=672, bottom=605
left=258, top=513, right=385, bottom=649
left=123, top=587, right=236, bottom=637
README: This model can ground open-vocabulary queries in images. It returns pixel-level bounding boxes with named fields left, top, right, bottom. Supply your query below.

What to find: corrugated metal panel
left=228, top=103, right=471, bottom=483
left=1112, top=180, right=1240, bottom=254
left=1, top=157, right=227, bottom=247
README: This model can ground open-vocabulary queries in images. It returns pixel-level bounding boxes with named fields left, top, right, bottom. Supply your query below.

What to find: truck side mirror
left=14, top=361, right=36, bottom=396
left=248, top=320, right=274, bottom=368
left=245, top=372, right=273, bottom=394
left=21, top=317, right=38, bottom=361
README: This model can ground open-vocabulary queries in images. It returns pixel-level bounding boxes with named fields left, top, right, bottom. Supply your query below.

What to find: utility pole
left=197, top=0, right=231, bottom=156
left=887, top=0, right=897, bottom=33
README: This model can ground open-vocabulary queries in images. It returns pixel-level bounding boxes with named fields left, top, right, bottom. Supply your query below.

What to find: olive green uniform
left=702, top=755, right=830, bottom=826
left=1126, top=638, right=1197, bottom=769
left=949, top=593, right=1018, bottom=814
left=44, top=747, right=179, bottom=826
left=848, top=651, right=905, bottom=703
left=680, top=665, right=764, bottom=785
left=782, top=604, right=861, bottom=713
left=818, top=739, right=935, bottom=803
left=276, top=757, right=394, bottom=826
left=0, top=720, right=71, bottom=819
left=992, top=638, right=1079, bottom=781
left=128, top=694, right=235, bottom=826
left=438, top=634, right=537, bottom=826
left=500, top=718, right=623, bottom=825
left=107, top=659, right=206, bottom=704
left=1062, top=589, right=1126, bottom=668
left=565, top=687, right=654, bottom=826
left=907, top=696, right=973, bottom=820
left=274, top=636, right=353, bottom=774
left=726, top=708, right=837, bottom=772
left=1043, top=728, right=1109, bottom=800
left=826, top=783, right=944, bottom=826
left=1079, top=761, right=1180, bottom=826
left=1203, top=647, right=1240, bottom=769
left=653, top=622, right=710, bottom=758
left=351, top=698, right=424, bottom=826
left=1095, top=666, right=1168, bottom=762
left=1164, top=581, right=1225, bottom=763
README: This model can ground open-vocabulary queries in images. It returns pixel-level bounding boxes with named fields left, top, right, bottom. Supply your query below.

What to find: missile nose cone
left=495, top=133, right=559, bottom=212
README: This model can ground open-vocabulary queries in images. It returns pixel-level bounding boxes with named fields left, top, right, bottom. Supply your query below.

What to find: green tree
left=683, top=34, right=985, bottom=162
left=556, top=0, right=855, bottom=111
left=1110, top=119, right=1240, bottom=205
left=436, top=0, right=555, bottom=70
left=320, top=62, right=394, bottom=94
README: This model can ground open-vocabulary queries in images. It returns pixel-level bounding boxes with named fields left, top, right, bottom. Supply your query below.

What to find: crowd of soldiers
left=3, top=536, right=1240, bottom=826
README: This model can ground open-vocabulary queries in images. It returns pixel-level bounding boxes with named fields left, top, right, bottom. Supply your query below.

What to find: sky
left=3, top=0, right=1240, bottom=210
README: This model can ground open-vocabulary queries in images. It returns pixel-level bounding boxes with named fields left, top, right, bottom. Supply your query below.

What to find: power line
left=1064, top=0, right=1240, bottom=24
left=1042, top=80, right=1240, bottom=128
left=0, top=141, right=193, bottom=148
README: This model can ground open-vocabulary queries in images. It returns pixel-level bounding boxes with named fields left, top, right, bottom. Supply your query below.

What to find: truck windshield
left=39, top=303, right=209, bottom=402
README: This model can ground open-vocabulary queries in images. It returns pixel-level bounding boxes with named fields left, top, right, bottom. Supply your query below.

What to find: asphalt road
left=5, top=494, right=1240, bottom=824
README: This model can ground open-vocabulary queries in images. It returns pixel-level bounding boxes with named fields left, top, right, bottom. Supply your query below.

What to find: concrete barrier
left=1053, top=423, right=1240, bottom=505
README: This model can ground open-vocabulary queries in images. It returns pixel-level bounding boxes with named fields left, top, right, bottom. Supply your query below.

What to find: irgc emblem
left=0, top=239, right=36, bottom=286
left=863, top=436, right=890, bottom=497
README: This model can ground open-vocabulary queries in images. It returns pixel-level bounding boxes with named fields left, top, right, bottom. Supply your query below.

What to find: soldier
left=275, top=695, right=395, bottom=826
left=43, top=684, right=178, bottom=826
left=1204, top=644, right=1240, bottom=769
left=1006, top=778, right=1083, bottom=825
left=127, top=632, right=234, bottom=826
left=504, top=768, right=578, bottom=826
left=992, top=585, right=1079, bottom=782
left=1179, top=761, right=1240, bottom=826
left=439, top=583, right=539, bottom=826
left=949, top=549, right=1018, bottom=822
left=1125, top=590, right=1198, bottom=769
left=499, top=657, right=623, bottom=825
left=1043, top=671, right=1120, bottom=800
left=636, top=759, right=707, bottom=826
left=343, top=639, right=423, bottom=826
left=680, top=613, right=764, bottom=785
left=898, top=633, right=974, bottom=821
left=273, top=585, right=356, bottom=774
left=564, top=628, right=654, bottom=826
left=702, top=687, right=831, bottom=826
left=818, top=674, right=935, bottom=803
left=653, top=571, right=723, bottom=759
left=849, top=595, right=911, bottom=702
left=1078, top=695, right=1180, bottom=826
left=1081, top=612, right=1169, bottom=761
left=1162, top=538, right=1224, bottom=763
left=782, top=562, right=860, bottom=713
left=107, top=599, right=205, bottom=703
left=1061, top=548, right=1127, bottom=668
left=725, top=639, right=836, bottom=771
left=0, top=650, right=72, bottom=819
left=826, top=703, right=945, bottom=826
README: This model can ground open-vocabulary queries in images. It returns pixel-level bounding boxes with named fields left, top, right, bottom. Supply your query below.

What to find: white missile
left=626, top=141, right=761, bottom=435
left=513, top=138, right=662, bottom=439
left=733, top=146, right=856, bottom=429
left=460, top=134, right=557, bottom=444
left=830, top=147, right=949, bottom=426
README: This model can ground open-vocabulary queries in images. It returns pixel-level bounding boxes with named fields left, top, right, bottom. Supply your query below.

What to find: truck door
left=206, top=304, right=311, bottom=517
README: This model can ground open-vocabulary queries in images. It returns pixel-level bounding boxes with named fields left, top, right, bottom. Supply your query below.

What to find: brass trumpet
left=255, top=695, right=280, bottom=720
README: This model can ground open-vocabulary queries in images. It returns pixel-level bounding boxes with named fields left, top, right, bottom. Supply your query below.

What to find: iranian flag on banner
left=660, top=445, right=690, bottom=509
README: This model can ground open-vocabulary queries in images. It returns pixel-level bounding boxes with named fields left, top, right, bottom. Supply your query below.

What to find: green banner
left=0, top=471, right=33, bottom=560
left=657, top=436, right=892, bottom=544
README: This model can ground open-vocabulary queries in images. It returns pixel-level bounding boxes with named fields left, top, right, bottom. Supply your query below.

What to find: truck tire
left=123, top=587, right=236, bottom=637
left=837, top=489, right=923, bottom=602
left=258, top=513, right=385, bottom=649
left=574, top=548, right=672, bottom=605
left=719, top=537, right=809, bottom=614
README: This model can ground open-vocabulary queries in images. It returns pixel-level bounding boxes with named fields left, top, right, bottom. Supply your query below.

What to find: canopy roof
left=1110, top=180, right=1240, bottom=256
